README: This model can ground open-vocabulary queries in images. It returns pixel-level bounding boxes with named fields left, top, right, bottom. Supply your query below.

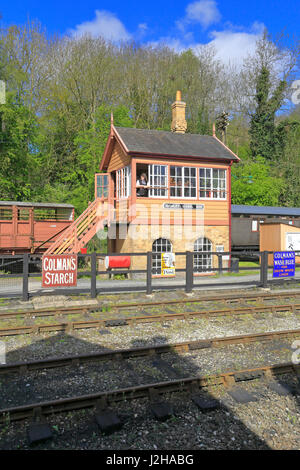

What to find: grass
left=220, top=261, right=300, bottom=277
left=240, top=262, right=260, bottom=268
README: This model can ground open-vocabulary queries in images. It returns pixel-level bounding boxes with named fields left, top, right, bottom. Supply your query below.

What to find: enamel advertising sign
left=273, top=251, right=295, bottom=278
left=42, top=254, right=78, bottom=288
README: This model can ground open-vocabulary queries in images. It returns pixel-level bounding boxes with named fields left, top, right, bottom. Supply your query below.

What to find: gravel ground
left=1, top=288, right=300, bottom=450
left=2, top=294, right=300, bottom=328
left=0, top=375, right=299, bottom=450
left=1, top=309, right=300, bottom=363
left=0, top=338, right=298, bottom=409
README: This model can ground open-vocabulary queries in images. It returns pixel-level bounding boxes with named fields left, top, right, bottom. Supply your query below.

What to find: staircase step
left=45, top=199, right=106, bottom=255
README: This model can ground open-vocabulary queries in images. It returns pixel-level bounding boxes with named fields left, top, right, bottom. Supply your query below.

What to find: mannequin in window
left=136, top=173, right=148, bottom=197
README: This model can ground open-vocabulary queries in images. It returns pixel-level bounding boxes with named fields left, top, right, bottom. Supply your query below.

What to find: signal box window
left=170, top=166, right=196, bottom=198
left=148, top=165, right=168, bottom=198
left=199, top=168, right=226, bottom=199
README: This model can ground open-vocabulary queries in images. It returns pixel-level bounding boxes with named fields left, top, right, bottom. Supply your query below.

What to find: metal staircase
left=44, top=198, right=108, bottom=255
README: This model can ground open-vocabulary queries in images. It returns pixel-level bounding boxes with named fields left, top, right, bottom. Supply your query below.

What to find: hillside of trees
left=0, top=20, right=300, bottom=215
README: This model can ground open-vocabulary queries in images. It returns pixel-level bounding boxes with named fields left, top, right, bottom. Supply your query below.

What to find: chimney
left=171, top=90, right=187, bottom=134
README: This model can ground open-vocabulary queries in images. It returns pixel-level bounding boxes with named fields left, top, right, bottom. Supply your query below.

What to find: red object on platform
left=80, top=248, right=87, bottom=254
left=105, top=256, right=131, bottom=269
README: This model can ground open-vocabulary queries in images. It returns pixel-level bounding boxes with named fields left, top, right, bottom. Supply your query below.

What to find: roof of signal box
left=113, top=126, right=239, bottom=161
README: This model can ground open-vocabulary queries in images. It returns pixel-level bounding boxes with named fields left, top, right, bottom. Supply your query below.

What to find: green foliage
left=26, top=104, right=133, bottom=215
left=69, top=105, right=133, bottom=214
left=275, top=117, right=300, bottom=207
left=189, top=104, right=211, bottom=135
left=0, top=93, right=39, bottom=199
left=231, top=157, right=284, bottom=206
left=0, top=20, right=299, bottom=219
left=249, top=66, right=286, bottom=160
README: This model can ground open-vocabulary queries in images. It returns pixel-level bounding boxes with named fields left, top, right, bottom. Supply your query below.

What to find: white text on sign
left=42, top=254, right=78, bottom=288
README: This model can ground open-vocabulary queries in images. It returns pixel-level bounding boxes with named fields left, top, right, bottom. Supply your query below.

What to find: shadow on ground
left=0, top=328, right=299, bottom=450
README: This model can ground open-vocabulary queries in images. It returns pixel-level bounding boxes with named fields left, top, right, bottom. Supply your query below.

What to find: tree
left=0, top=19, right=300, bottom=214
left=249, top=65, right=286, bottom=160
left=0, top=92, right=38, bottom=200
left=231, top=157, right=284, bottom=206
left=274, top=117, right=300, bottom=206
left=235, top=30, right=300, bottom=117
left=68, top=105, right=133, bottom=214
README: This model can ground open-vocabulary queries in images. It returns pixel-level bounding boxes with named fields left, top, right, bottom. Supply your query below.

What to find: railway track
left=0, top=360, right=299, bottom=424
left=2, top=289, right=300, bottom=321
left=1, top=299, right=300, bottom=337
left=2, top=290, right=300, bottom=448
left=1, top=326, right=299, bottom=448
left=1, top=327, right=300, bottom=374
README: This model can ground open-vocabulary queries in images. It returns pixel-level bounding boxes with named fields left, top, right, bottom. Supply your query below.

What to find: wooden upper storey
left=98, top=124, right=239, bottom=225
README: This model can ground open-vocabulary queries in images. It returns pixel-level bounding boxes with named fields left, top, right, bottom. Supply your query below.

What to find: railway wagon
left=231, top=205, right=300, bottom=252
left=0, top=201, right=74, bottom=255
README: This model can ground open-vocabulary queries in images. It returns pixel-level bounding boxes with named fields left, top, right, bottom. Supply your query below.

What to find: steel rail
left=0, top=301, right=300, bottom=337
left=0, top=361, right=299, bottom=423
left=1, top=290, right=300, bottom=321
left=1, top=327, right=300, bottom=375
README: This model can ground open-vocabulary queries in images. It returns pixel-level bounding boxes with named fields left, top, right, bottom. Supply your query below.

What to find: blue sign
left=273, top=251, right=295, bottom=278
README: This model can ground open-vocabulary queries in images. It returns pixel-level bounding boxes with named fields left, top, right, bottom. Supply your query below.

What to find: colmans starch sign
left=42, top=254, right=78, bottom=288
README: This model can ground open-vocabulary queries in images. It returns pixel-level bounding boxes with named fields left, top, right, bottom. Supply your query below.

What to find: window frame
left=116, top=166, right=131, bottom=199
left=193, top=237, right=213, bottom=273
left=148, top=164, right=168, bottom=198
left=95, top=173, right=109, bottom=199
left=134, top=161, right=228, bottom=201
left=170, top=165, right=197, bottom=199
left=199, top=167, right=227, bottom=200
left=251, top=219, right=259, bottom=232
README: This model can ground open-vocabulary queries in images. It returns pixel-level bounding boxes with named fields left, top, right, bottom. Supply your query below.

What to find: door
left=95, top=173, right=109, bottom=199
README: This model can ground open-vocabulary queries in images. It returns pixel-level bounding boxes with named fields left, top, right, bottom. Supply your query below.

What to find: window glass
left=116, top=166, right=131, bottom=198
left=252, top=220, right=258, bottom=232
left=170, top=166, right=196, bottom=198
left=149, top=165, right=168, bottom=197
left=193, top=237, right=213, bottom=272
left=199, top=168, right=226, bottom=199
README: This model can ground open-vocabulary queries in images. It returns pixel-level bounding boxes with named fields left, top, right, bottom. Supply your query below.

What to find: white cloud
left=177, top=0, right=221, bottom=31
left=147, top=37, right=187, bottom=53
left=69, top=10, right=131, bottom=42
left=136, top=23, right=149, bottom=39
left=207, top=23, right=265, bottom=64
left=151, top=22, right=265, bottom=67
left=138, top=23, right=148, bottom=33
left=67, top=8, right=264, bottom=68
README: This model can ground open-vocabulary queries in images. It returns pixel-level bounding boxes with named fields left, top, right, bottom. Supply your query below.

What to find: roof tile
left=115, top=127, right=238, bottom=161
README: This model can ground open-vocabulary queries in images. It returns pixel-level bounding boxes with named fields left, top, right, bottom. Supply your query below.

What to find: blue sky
left=1, top=1, right=299, bottom=64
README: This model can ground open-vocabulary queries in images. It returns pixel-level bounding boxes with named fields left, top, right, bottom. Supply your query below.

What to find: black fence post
left=22, top=253, right=29, bottom=301
left=185, top=251, right=193, bottom=293
left=217, top=254, right=223, bottom=276
left=146, top=252, right=152, bottom=295
left=90, top=252, right=97, bottom=298
left=260, top=251, right=268, bottom=288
